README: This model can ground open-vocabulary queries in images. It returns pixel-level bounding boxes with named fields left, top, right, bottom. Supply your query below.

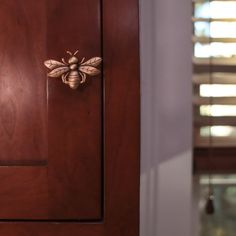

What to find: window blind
left=193, top=0, right=236, bottom=148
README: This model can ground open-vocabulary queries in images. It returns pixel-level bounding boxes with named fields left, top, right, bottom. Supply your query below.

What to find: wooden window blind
left=193, top=0, right=236, bottom=149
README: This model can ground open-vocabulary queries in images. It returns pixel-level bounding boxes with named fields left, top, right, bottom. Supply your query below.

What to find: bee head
left=67, top=50, right=79, bottom=64
left=68, top=56, right=79, bottom=64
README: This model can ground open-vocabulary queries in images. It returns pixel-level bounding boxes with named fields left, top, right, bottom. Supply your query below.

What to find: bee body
left=67, top=70, right=80, bottom=90
left=44, top=50, right=102, bottom=90
left=70, top=64, right=78, bottom=70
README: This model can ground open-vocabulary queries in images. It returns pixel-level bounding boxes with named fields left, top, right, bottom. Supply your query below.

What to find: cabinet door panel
left=0, top=0, right=47, bottom=164
left=0, top=0, right=102, bottom=220
left=0, top=167, right=48, bottom=219
left=47, top=0, right=102, bottom=220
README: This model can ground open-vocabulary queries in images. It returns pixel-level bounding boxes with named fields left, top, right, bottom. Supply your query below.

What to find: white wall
left=140, top=0, right=193, bottom=235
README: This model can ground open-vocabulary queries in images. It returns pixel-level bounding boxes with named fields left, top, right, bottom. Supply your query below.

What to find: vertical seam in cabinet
left=100, top=0, right=105, bottom=222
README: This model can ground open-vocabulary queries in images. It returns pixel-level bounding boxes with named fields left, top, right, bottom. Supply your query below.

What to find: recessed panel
left=0, top=0, right=47, bottom=164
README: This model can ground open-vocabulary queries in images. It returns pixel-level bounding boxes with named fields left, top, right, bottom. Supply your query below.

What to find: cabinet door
left=0, top=0, right=139, bottom=235
left=0, top=0, right=102, bottom=220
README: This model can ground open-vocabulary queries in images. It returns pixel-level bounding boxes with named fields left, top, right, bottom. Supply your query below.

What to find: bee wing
left=79, top=66, right=100, bottom=76
left=47, top=66, right=70, bottom=78
left=44, top=60, right=65, bottom=69
left=81, top=57, right=102, bottom=67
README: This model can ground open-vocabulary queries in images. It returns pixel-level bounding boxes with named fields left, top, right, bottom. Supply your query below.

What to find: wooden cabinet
left=0, top=0, right=140, bottom=235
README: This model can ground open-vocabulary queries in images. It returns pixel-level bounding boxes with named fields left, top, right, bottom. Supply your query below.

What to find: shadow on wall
left=139, top=0, right=193, bottom=235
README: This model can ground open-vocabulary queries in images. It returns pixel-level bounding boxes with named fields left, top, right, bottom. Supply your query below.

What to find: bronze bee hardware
left=44, top=50, right=102, bottom=90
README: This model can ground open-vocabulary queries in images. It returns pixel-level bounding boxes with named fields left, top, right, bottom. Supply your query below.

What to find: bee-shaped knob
left=44, top=50, right=102, bottom=90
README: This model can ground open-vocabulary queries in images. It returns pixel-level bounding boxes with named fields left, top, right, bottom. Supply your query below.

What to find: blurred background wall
left=139, top=0, right=193, bottom=235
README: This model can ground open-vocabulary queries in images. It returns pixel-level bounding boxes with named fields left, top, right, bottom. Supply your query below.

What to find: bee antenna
left=74, top=50, right=79, bottom=55
left=66, top=51, right=73, bottom=56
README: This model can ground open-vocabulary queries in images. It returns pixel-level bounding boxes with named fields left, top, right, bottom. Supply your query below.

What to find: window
left=193, top=0, right=236, bottom=148
left=193, top=1, right=236, bottom=236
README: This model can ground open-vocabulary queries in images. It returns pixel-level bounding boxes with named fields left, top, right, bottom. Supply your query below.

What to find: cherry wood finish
left=0, top=167, right=48, bottom=219
left=0, top=0, right=102, bottom=220
left=0, top=0, right=140, bottom=235
left=0, top=0, right=47, bottom=163
left=103, top=0, right=140, bottom=235
left=46, top=0, right=102, bottom=220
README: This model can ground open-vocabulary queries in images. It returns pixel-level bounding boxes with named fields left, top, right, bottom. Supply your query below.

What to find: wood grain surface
left=0, top=0, right=47, bottom=163
left=46, top=0, right=102, bottom=220
left=103, top=0, right=140, bottom=235
left=0, top=0, right=140, bottom=234
left=0, top=0, right=102, bottom=220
